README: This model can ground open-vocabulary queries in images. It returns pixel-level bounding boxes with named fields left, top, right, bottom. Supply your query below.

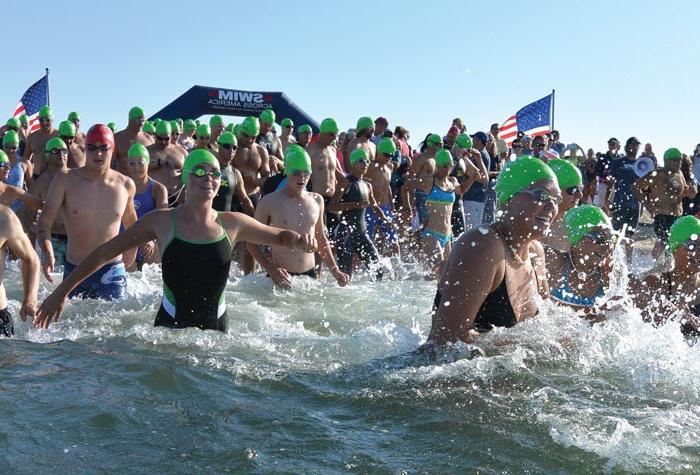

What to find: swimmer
left=209, top=115, right=226, bottom=152
left=67, top=111, right=86, bottom=147
left=2, top=131, right=27, bottom=190
left=194, top=123, right=211, bottom=151
left=0, top=204, right=39, bottom=337
left=429, top=156, right=558, bottom=343
left=344, top=117, right=376, bottom=164
left=280, top=118, right=297, bottom=151
left=256, top=109, right=284, bottom=172
left=23, top=106, right=58, bottom=180
left=124, top=144, right=167, bottom=269
left=448, top=134, right=485, bottom=238
left=35, top=149, right=318, bottom=332
left=147, top=121, right=187, bottom=207
left=365, top=137, right=401, bottom=258
left=248, top=145, right=349, bottom=288
left=404, top=134, right=443, bottom=229
left=329, top=149, right=394, bottom=280
left=547, top=205, right=614, bottom=312
left=113, top=106, right=153, bottom=174
left=631, top=216, right=700, bottom=335
left=38, top=124, right=138, bottom=300
left=58, top=120, right=85, bottom=169
left=179, top=119, right=196, bottom=151
left=543, top=158, right=584, bottom=252
left=296, top=124, right=313, bottom=149
left=212, top=132, right=254, bottom=215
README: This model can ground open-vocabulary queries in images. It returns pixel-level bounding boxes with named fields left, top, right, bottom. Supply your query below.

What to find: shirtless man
left=280, top=118, right=296, bottom=151
left=194, top=124, right=211, bottom=151
left=179, top=119, right=196, bottom=151
left=67, top=111, right=86, bottom=147
left=248, top=145, right=348, bottom=288
left=296, top=124, right=313, bottom=149
left=23, top=105, right=58, bottom=180
left=0, top=204, right=39, bottom=337
left=212, top=132, right=254, bottom=215
left=365, top=137, right=400, bottom=257
left=147, top=121, right=187, bottom=207
left=209, top=115, right=225, bottom=153
left=113, top=106, right=152, bottom=174
left=232, top=116, right=271, bottom=274
left=257, top=109, right=284, bottom=172
left=305, top=118, right=346, bottom=226
left=58, top=120, right=85, bottom=169
left=25, top=138, right=71, bottom=265
left=345, top=116, right=376, bottom=163
left=633, top=147, right=698, bottom=258
left=38, top=124, right=138, bottom=300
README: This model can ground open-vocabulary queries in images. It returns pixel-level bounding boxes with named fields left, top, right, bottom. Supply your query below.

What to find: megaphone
left=634, top=156, right=654, bottom=177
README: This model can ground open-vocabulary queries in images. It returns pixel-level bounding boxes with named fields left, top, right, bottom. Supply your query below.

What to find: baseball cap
left=471, top=131, right=488, bottom=143
left=608, top=137, right=620, bottom=145
left=626, top=136, right=641, bottom=146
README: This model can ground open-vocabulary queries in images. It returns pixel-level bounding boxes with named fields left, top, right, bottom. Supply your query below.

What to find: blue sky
left=4, top=0, right=698, bottom=154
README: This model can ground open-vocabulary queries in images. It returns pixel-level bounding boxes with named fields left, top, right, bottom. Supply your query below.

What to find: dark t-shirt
left=609, top=156, right=640, bottom=211
left=462, top=148, right=491, bottom=203
left=595, top=151, right=620, bottom=179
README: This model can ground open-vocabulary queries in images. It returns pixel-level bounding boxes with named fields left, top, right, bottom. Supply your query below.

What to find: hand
left=41, top=247, right=55, bottom=283
left=141, top=241, right=156, bottom=260
left=331, top=267, right=350, bottom=287
left=269, top=266, right=292, bottom=289
left=35, top=291, right=67, bottom=329
left=295, top=233, right=317, bottom=253
left=20, top=300, right=37, bottom=322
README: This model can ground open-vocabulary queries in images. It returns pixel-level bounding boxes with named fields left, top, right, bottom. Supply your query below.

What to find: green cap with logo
left=349, top=148, right=369, bottom=166
left=58, top=120, right=76, bottom=138
left=217, top=131, right=237, bottom=146
left=564, top=205, right=610, bottom=247
left=495, top=155, right=558, bottom=206
left=663, top=147, right=682, bottom=161
left=284, top=145, right=312, bottom=175
left=668, top=215, right=700, bottom=253
left=435, top=149, right=454, bottom=167
left=454, top=134, right=473, bottom=150
left=548, top=158, right=582, bottom=190
left=240, top=117, right=260, bottom=137
left=45, top=137, right=67, bottom=153
left=182, top=149, right=218, bottom=185
left=377, top=137, right=397, bottom=156
left=260, top=109, right=276, bottom=125
left=128, top=143, right=150, bottom=162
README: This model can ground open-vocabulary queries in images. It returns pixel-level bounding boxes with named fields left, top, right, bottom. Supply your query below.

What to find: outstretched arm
left=1, top=208, right=39, bottom=321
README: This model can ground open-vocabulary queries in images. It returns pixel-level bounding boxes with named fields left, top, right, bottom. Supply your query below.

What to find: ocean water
left=1, top=253, right=699, bottom=474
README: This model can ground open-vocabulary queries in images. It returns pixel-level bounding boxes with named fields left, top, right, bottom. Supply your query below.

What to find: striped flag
left=500, top=93, right=553, bottom=146
left=12, top=74, right=49, bottom=133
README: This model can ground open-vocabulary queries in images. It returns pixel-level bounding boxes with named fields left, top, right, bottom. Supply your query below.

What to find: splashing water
left=1, top=254, right=699, bottom=472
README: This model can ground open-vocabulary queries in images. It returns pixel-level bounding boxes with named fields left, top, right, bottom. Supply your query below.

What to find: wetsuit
left=335, top=175, right=381, bottom=278
left=550, top=257, right=605, bottom=307
left=450, top=159, right=467, bottom=238
left=256, top=131, right=280, bottom=158
left=421, top=178, right=455, bottom=247
left=154, top=210, right=232, bottom=332
left=212, top=165, right=237, bottom=212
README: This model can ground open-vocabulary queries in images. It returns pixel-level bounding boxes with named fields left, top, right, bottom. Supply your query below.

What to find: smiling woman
left=428, top=155, right=560, bottom=344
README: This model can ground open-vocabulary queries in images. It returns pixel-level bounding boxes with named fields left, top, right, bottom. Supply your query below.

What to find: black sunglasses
left=565, top=186, right=581, bottom=196
left=87, top=144, right=110, bottom=152
left=221, top=143, right=237, bottom=150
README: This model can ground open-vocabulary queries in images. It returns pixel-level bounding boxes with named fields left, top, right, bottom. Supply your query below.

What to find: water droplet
left=444, top=301, right=451, bottom=307
left=471, top=241, right=476, bottom=247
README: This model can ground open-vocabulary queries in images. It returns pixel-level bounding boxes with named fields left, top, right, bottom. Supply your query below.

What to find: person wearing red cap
left=37, top=124, right=138, bottom=300
left=23, top=106, right=58, bottom=181
left=371, top=117, right=388, bottom=145
left=113, top=106, right=153, bottom=174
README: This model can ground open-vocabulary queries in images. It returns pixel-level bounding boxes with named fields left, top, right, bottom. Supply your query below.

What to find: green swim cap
left=196, top=123, right=211, bottom=138
left=225, top=123, right=236, bottom=132
left=3, top=130, right=19, bottom=147
left=6, top=117, right=20, bottom=129
left=298, top=124, right=312, bottom=135
left=154, top=118, right=163, bottom=124
left=356, top=116, right=373, bottom=131
left=663, top=147, right=682, bottom=161
left=281, top=118, right=294, bottom=128
left=107, top=122, right=117, bottom=133
left=427, top=134, right=443, bottom=147
left=184, top=119, right=196, bottom=132
left=209, top=115, right=224, bottom=128
left=129, top=106, right=145, bottom=120
left=454, top=134, right=472, bottom=150
left=349, top=148, right=369, bottom=167
left=67, top=111, right=80, bottom=122
left=564, top=205, right=610, bottom=247
left=668, top=216, right=700, bottom=253
left=233, top=124, right=241, bottom=136
left=45, top=137, right=67, bottom=153
left=142, top=121, right=156, bottom=134
left=548, top=158, right=582, bottom=190
left=217, top=131, right=237, bottom=146
left=19, top=114, right=28, bottom=125
left=260, top=109, right=275, bottom=125
left=319, top=118, right=339, bottom=135
left=495, top=155, right=558, bottom=206
left=240, top=116, right=260, bottom=137
left=284, top=145, right=312, bottom=175
left=182, top=149, right=218, bottom=185
left=155, top=121, right=171, bottom=137
left=170, top=120, right=181, bottom=134
left=377, top=137, right=397, bottom=156
left=435, top=149, right=454, bottom=167
left=127, top=143, right=150, bottom=162
left=0, top=150, right=7, bottom=164
left=58, top=120, right=76, bottom=138
left=39, top=106, right=53, bottom=119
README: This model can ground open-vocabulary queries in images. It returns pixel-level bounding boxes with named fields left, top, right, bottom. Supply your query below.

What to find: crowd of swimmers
left=0, top=107, right=699, bottom=345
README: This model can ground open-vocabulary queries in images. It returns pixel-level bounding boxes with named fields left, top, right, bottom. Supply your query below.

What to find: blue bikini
left=551, top=256, right=605, bottom=307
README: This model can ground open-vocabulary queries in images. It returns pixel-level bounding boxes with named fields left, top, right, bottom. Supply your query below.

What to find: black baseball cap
left=471, top=131, right=488, bottom=143
left=608, top=137, right=620, bottom=145
left=626, top=137, right=641, bottom=146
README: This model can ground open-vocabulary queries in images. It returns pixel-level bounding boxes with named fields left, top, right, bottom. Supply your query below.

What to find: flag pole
left=45, top=68, right=50, bottom=107
left=551, top=89, right=555, bottom=130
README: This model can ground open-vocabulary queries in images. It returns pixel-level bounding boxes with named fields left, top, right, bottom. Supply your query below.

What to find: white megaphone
left=634, top=156, right=654, bottom=177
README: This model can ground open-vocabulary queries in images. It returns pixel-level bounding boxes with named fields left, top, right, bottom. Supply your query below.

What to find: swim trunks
left=63, top=260, right=127, bottom=300
left=365, top=203, right=398, bottom=244
left=0, top=307, right=12, bottom=337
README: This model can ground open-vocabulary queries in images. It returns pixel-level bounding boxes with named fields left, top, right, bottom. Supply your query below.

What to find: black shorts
left=654, top=214, right=677, bottom=244
left=0, top=307, right=13, bottom=337
left=611, top=206, right=638, bottom=236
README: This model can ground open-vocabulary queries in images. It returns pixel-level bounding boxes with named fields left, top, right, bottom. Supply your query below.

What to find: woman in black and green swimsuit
left=35, top=149, right=317, bottom=332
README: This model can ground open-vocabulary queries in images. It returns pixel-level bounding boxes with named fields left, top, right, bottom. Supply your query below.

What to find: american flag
left=499, top=93, right=553, bottom=146
left=12, top=74, right=49, bottom=133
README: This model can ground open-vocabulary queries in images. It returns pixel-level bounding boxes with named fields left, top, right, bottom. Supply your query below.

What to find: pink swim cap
left=86, top=124, right=115, bottom=146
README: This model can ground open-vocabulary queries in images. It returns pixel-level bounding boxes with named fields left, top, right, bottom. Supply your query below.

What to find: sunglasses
left=290, top=170, right=310, bottom=177
left=39, top=118, right=51, bottom=123
left=127, top=160, right=146, bottom=166
left=156, top=135, right=170, bottom=141
left=49, top=148, right=68, bottom=156
left=190, top=168, right=222, bottom=179
left=565, top=186, right=581, bottom=196
left=87, top=144, right=110, bottom=152
left=60, top=135, right=75, bottom=141
left=585, top=229, right=614, bottom=246
left=519, top=188, right=562, bottom=206
left=220, top=143, right=237, bottom=150
left=0, top=162, right=8, bottom=168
